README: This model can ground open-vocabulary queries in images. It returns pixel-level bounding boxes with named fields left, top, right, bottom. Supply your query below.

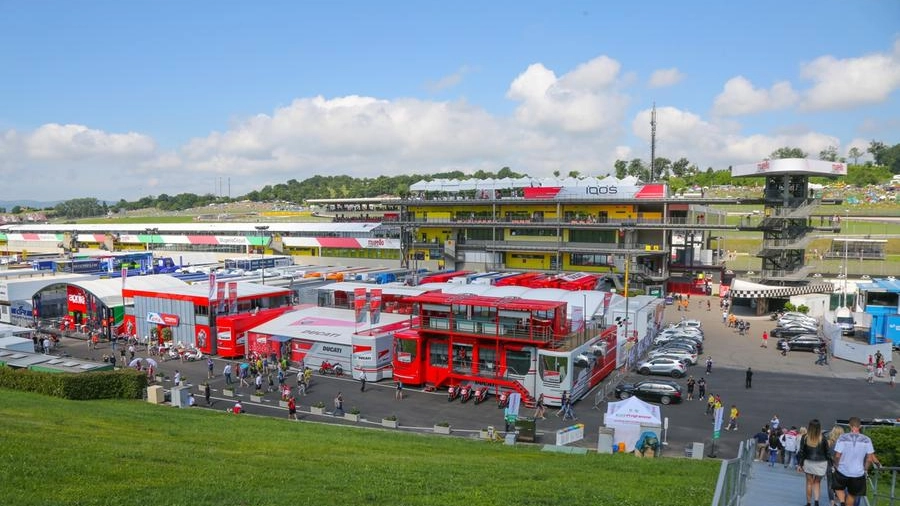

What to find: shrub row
left=869, top=427, right=900, bottom=467
left=0, top=366, right=148, bottom=400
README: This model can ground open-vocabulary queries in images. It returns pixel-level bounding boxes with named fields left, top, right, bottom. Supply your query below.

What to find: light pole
left=842, top=210, right=849, bottom=308
left=254, top=225, right=270, bottom=285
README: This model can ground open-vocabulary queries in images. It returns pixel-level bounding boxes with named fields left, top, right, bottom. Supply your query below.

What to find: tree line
left=22, top=140, right=900, bottom=219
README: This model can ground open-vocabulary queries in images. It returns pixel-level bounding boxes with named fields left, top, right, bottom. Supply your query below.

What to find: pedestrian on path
left=727, top=404, right=739, bottom=431
left=359, top=371, right=366, bottom=392
left=697, top=377, right=706, bottom=400
left=333, top=392, right=344, bottom=416
left=705, top=356, right=713, bottom=375
left=204, top=383, right=211, bottom=406
left=761, top=331, right=768, bottom=348
left=890, top=364, right=897, bottom=387
left=686, top=376, right=695, bottom=401
left=722, top=310, right=728, bottom=324
left=287, top=396, right=296, bottom=420
left=745, top=367, right=753, bottom=389
left=534, top=394, right=546, bottom=419
left=207, top=358, right=214, bottom=379
left=223, top=363, right=232, bottom=385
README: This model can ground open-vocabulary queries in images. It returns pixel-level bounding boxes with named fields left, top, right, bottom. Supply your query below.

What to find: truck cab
left=835, top=307, right=855, bottom=336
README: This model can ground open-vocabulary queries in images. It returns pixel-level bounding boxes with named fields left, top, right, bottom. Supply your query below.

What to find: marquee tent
left=604, top=396, right=661, bottom=426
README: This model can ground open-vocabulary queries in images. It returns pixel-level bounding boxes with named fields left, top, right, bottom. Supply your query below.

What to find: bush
left=0, top=367, right=147, bottom=400
left=869, top=427, right=900, bottom=467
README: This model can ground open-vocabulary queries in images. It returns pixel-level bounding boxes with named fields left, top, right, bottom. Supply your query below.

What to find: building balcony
left=461, top=240, right=669, bottom=255
left=763, top=266, right=815, bottom=282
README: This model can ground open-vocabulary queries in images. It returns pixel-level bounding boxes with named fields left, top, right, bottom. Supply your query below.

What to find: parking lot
left=52, top=294, right=899, bottom=458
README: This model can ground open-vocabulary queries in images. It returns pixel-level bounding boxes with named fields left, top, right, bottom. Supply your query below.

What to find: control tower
left=732, top=158, right=846, bottom=284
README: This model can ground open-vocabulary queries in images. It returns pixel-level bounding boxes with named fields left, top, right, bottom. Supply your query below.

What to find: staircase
left=743, top=461, right=828, bottom=506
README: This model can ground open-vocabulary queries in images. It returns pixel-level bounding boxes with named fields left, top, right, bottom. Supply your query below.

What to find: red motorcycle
left=447, top=384, right=459, bottom=402
left=473, top=385, right=489, bottom=404
left=459, top=384, right=473, bottom=403
left=497, top=390, right=510, bottom=409
left=318, top=361, right=344, bottom=376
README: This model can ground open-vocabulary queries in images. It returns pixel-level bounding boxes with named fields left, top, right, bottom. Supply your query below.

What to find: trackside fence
left=868, top=466, right=899, bottom=506
left=711, top=439, right=754, bottom=506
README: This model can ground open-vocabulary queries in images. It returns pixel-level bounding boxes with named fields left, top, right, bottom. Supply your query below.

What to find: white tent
left=604, top=396, right=662, bottom=451
left=604, top=396, right=661, bottom=426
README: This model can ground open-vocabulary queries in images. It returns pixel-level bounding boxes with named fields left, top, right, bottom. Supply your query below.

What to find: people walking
left=174, top=370, right=182, bottom=387
left=686, top=376, right=695, bottom=401
left=207, top=358, right=214, bottom=379
left=223, top=363, right=232, bottom=385
left=203, top=383, right=211, bottom=406
left=333, top=392, right=344, bottom=416
left=761, top=331, right=768, bottom=348
left=534, top=394, right=546, bottom=419
left=395, top=380, right=403, bottom=400
left=705, top=356, right=713, bottom=375
left=697, top=377, right=706, bottom=400
left=359, top=371, right=366, bottom=392
left=832, top=416, right=877, bottom=506
left=797, top=419, right=829, bottom=506
left=890, top=364, right=897, bottom=387
left=287, top=396, right=297, bottom=420
left=745, top=367, right=753, bottom=389
left=727, top=404, right=740, bottom=431
left=780, top=426, right=799, bottom=468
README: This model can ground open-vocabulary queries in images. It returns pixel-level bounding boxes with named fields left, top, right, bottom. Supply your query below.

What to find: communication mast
left=650, top=102, right=657, bottom=181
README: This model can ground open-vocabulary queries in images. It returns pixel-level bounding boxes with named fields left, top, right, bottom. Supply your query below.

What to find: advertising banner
left=121, top=267, right=128, bottom=291
left=66, top=285, right=88, bottom=313
left=228, top=282, right=238, bottom=315
left=571, top=306, right=584, bottom=332
left=216, top=281, right=226, bottom=313
left=354, top=287, right=367, bottom=324
left=369, top=288, right=382, bottom=325
left=208, top=272, right=216, bottom=301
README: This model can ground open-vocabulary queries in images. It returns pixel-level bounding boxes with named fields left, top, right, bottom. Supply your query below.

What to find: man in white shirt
left=832, top=417, right=876, bottom=506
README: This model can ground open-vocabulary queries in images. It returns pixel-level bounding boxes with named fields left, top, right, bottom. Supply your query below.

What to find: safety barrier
left=868, top=466, right=899, bottom=506
left=710, top=438, right=754, bottom=506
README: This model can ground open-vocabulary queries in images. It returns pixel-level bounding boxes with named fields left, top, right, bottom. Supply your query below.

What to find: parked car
left=667, top=319, right=703, bottom=331
left=771, top=326, right=818, bottom=339
left=778, top=334, right=826, bottom=352
left=654, top=340, right=699, bottom=355
left=648, top=354, right=693, bottom=367
left=615, top=379, right=684, bottom=404
left=778, top=315, right=817, bottom=327
left=658, top=327, right=704, bottom=340
left=636, top=357, right=687, bottom=378
left=653, top=333, right=703, bottom=347
left=648, top=347, right=698, bottom=365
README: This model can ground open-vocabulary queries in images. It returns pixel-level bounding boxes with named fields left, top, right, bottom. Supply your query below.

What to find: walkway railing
left=868, top=466, right=899, bottom=506
left=711, top=438, right=755, bottom=506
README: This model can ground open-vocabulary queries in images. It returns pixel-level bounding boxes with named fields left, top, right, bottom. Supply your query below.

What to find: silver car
left=648, top=347, right=698, bottom=365
left=636, top=357, right=687, bottom=378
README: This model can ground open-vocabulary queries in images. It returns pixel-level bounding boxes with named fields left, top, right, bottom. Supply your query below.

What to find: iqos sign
left=585, top=186, right=619, bottom=195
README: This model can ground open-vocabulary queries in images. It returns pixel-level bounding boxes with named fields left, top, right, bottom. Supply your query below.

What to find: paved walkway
left=744, top=461, right=829, bottom=506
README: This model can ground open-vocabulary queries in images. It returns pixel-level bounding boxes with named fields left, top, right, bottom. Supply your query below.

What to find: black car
left=771, top=326, right=817, bottom=339
left=778, top=334, right=826, bottom=352
left=615, top=379, right=684, bottom=405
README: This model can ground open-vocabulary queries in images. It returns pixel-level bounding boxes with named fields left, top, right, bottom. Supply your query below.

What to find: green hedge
left=869, top=427, right=900, bottom=467
left=0, top=367, right=148, bottom=400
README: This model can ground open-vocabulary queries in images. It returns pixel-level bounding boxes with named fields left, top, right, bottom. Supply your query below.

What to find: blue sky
left=1, top=0, right=898, bottom=201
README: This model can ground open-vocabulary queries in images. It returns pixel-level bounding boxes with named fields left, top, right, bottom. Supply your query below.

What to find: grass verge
left=0, top=389, right=718, bottom=506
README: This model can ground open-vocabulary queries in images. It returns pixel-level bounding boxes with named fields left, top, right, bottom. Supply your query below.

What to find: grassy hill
left=0, top=389, right=718, bottom=506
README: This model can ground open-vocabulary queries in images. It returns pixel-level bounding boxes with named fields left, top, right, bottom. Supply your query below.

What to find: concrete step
left=743, top=460, right=828, bottom=506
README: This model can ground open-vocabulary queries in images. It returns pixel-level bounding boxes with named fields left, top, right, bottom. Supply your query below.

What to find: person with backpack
left=727, top=404, right=740, bottom=431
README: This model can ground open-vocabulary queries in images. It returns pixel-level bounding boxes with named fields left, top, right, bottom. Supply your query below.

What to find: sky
left=1, top=0, right=899, bottom=202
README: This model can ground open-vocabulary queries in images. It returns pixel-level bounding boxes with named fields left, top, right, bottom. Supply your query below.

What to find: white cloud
left=632, top=106, right=839, bottom=167
left=800, top=40, right=900, bottom=111
left=506, top=56, right=630, bottom=133
left=713, top=77, right=798, bottom=116
left=648, top=68, right=685, bottom=88
left=24, top=123, right=155, bottom=160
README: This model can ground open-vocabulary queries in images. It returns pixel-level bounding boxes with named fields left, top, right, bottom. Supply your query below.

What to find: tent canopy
left=604, top=396, right=661, bottom=426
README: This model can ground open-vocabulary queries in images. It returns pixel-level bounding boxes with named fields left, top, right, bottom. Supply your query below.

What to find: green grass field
left=0, top=389, right=718, bottom=506
left=73, top=216, right=197, bottom=224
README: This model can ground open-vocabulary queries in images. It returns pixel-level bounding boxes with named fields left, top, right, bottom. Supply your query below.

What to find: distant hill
left=0, top=200, right=59, bottom=210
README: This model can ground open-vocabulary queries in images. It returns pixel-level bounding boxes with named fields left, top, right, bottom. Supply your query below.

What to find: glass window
left=395, top=338, right=418, bottom=362
left=505, top=349, right=531, bottom=376
left=478, top=346, right=496, bottom=374
left=429, top=342, right=448, bottom=368
left=539, top=355, right=568, bottom=383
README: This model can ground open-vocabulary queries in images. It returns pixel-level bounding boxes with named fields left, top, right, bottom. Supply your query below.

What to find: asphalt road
left=53, top=294, right=899, bottom=459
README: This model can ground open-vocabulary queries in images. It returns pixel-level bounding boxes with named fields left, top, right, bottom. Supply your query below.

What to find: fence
left=868, top=466, right=899, bottom=506
left=710, top=438, right=754, bottom=506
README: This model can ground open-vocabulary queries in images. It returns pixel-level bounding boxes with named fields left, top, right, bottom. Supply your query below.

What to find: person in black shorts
left=832, top=417, right=876, bottom=506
